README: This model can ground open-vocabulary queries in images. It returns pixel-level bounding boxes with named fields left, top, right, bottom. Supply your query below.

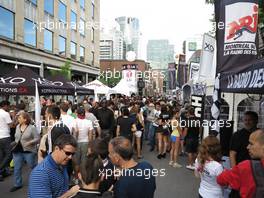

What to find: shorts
left=170, top=135, right=178, bottom=142
left=135, top=131, right=142, bottom=138
left=73, top=142, right=88, bottom=165
left=185, top=138, right=199, bottom=153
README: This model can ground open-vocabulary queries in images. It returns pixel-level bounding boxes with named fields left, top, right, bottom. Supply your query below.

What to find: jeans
left=144, top=121, right=150, bottom=140
left=148, top=123, right=156, bottom=149
left=0, top=137, right=12, bottom=174
left=13, top=152, right=36, bottom=187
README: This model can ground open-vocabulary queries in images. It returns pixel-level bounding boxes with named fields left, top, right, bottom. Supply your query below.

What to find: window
left=79, top=18, right=85, bottom=36
left=80, top=46, right=85, bottom=62
left=58, top=1, right=66, bottom=22
left=91, top=28, right=94, bottom=42
left=30, top=0, right=37, bottom=5
left=44, top=0, right=54, bottom=15
left=71, top=11, right=77, bottom=30
left=80, top=0, right=85, bottom=9
left=59, top=36, right=66, bottom=56
left=44, top=29, right=53, bottom=52
left=91, top=51, right=95, bottom=65
left=24, top=19, right=36, bottom=46
left=71, top=41, right=76, bottom=59
left=91, top=2, right=95, bottom=19
left=0, top=6, right=14, bottom=39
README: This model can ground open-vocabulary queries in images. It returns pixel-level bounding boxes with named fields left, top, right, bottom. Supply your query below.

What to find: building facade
left=100, top=23, right=124, bottom=60
left=147, top=39, right=174, bottom=70
left=100, top=40, right=113, bottom=60
left=115, top=16, right=141, bottom=59
left=0, top=0, right=100, bottom=83
left=100, top=59, right=153, bottom=95
left=184, top=34, right=203, bottom=63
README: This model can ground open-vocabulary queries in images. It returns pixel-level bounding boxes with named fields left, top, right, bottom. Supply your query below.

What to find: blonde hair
left=198, top=135, right=222, bottom=169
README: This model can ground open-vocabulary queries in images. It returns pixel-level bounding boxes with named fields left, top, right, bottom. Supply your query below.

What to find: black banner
left=191, top=95, right=205, bottom=120
left=215, top=0, right=259, bottom=74
left=0, top=67, right=74, bottom=96
left=220, top=59, right=264, bottom=94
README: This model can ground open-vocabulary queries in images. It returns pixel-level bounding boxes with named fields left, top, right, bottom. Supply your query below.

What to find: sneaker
left=157, top=154, right=162, bottom=159
left=186, top=165, right=195, bottom=170
left=173, top=163, right=182, bottom=168
left=161, top=153, right=166, bottom=158
left=169, top=161, right=173, bottom=166
left=10, top=186, right=22, bottom=192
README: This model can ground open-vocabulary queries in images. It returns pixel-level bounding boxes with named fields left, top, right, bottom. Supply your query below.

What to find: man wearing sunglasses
left=28, top=134, right=80, bottom=198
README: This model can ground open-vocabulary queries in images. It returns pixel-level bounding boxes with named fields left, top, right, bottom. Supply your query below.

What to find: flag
left=198, top=33, right=216, bottom=82
left=35, top=81, right=41, bottom=134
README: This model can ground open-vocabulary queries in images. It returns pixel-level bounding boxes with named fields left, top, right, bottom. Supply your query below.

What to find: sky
left=100, top=0, right=214, bottom=58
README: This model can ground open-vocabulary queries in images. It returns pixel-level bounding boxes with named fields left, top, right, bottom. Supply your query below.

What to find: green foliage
left=50, top=60, right=72, bottom=80
left=98, top=72, right=121, bottom=87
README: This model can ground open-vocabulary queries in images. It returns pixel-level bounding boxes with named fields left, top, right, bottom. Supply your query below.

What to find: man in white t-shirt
left=60, top=103, right=75, bottom=135
left=0, top=101, right=13, bottom=181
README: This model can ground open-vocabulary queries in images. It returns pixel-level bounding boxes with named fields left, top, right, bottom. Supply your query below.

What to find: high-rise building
left=147, top=39, right=175, bottom=70
left=100, top=40, right=113, bottom=60
left=0, top=0, right=100, bottom=83
left=100, top=23, right=124, bottom=60
left=115, top=16, right=141, bottom=59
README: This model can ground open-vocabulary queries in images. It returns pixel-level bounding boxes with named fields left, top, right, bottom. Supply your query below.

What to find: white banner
left=122, top=69, right=137, bottom=93
left=189, top=62, right=200, bottom=83
left=199, top=33, right=216, bottom=83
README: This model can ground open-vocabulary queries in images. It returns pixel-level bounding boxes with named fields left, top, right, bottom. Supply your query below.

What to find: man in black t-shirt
left=108, top=137, right=156, bottom=198
left=116, top=107, right=136, bottom=142
left=229, top=111, right=258, bottom=198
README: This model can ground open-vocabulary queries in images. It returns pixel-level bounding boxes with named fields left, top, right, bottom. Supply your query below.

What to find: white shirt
left=61, top=114, right=75, bottom=134
left=195, top=159, right=224, bottom=198
left=0, top=109, right=12, bottom=139
left=75, top=118, right=93, bottom=143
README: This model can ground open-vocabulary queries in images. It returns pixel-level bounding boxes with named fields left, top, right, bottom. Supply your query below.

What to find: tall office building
left=115, top=16, right=141, bottom=59
left=100, top=22, right=124, bottom=60
left=0, top=0, right=100, bottom=82
left=147, top=39, right=175, bottom=70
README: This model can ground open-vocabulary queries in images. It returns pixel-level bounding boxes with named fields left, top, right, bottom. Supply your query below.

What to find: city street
left=0, top=143, right=199, bottom=198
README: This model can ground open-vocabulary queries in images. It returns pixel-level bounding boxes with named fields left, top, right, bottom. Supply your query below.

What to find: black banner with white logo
left=191, top=95, right=205, bottom=121
left=0, top=67, right=79, bottom=96
left=215, top=0, right=259, bottom=74
left=220, top=59, right=264, bottom=94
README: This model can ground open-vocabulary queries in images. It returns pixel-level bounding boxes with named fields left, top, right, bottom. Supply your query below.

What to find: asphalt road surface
left=0, top=143, right=199, bottom=198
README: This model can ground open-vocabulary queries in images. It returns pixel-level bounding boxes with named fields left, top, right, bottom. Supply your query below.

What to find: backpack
left=251, top=160, right=264, bottom=198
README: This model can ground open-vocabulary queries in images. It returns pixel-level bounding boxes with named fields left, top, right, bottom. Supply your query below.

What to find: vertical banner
left=176, top=54, right=187, bottom=88
left=122, top=64, right=138, bottom=93
left=168, top=63, right=176, bottom=90
left=34, top=82, right=41, bottom=134
left=215, top=0, right=259, bottom=74
left=191, top=95, right=205, bottom=121
left=189, top=62, right=200, bottom=83
left=199, top=33, right=216, bottom=82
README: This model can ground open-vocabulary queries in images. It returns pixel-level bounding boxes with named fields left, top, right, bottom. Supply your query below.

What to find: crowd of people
left=0, top=95, right=263, bottom=198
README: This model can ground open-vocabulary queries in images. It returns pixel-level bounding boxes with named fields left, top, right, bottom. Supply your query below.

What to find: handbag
left=11, top=125, right=28, bottom=153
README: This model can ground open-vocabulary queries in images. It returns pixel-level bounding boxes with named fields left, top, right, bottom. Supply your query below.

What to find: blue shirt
left=114, top=161, right=156, bottom=198
left=28, top=154, right=69, bottom=198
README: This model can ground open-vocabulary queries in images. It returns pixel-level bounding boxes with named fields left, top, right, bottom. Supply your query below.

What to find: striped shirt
left=28, top=154, right=69, bottom=198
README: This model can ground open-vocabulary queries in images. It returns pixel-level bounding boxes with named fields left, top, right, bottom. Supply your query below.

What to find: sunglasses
left=62, top=149, right=75, bottom=157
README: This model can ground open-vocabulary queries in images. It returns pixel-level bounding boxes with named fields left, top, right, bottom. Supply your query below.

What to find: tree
left=50, top=60, right=72, bottom=80
left=98, top=72, right=122, bottom=87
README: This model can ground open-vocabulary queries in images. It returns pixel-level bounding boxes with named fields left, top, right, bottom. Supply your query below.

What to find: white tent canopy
left=111, top=79, right=132, bottom=96
left=83, top=79, right=111, bottom=94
